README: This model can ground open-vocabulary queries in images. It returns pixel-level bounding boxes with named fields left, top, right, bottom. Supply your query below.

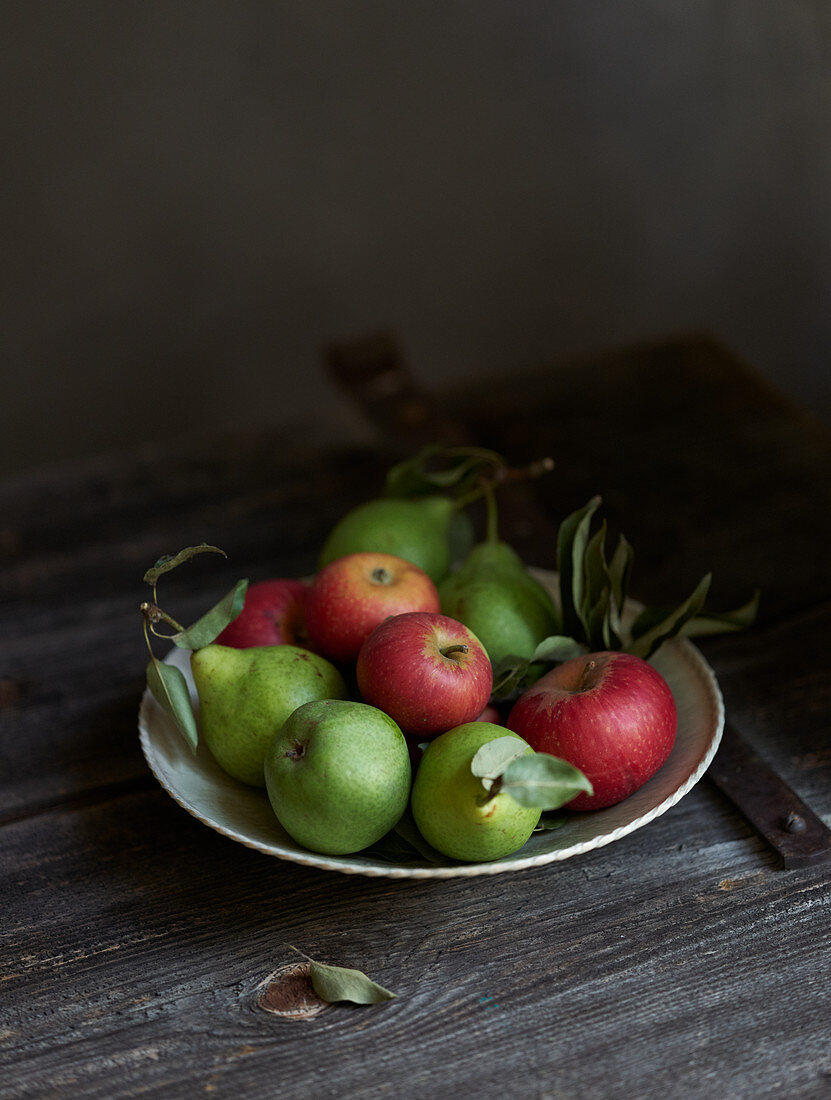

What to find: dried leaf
left=145, top=657, right=198, bottom=753
left=143, top=544, right=227, bottom=585
left=309, top=961, right=397, bottom=1005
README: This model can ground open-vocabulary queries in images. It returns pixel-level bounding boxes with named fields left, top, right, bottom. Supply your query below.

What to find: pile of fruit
left=141, top=446, right=756, bottom=863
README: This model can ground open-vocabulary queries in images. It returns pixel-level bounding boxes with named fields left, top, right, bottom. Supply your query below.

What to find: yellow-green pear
left=411, top=723, right=540, bottom=861
left=438, top=541, right=559, bottom=667
left=318, top=496, right=463, bottom=583
left=191, top=644, right=347, bottom=786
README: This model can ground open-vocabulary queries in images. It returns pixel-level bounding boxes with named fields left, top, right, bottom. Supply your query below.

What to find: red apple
left=506, top=651, right=677, bottom=810
left=215, top=578, right=310, bottom=648
left=356, top=611, right=493, bottom=738
left=305, top=552, right=441, bottom=663
left=476, top=704, right=503, bottom=724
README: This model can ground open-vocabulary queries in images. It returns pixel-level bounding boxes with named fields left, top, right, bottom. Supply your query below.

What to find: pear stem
left=494, top=456, right=555, bottom=484
left=450, top=456, right=554, bottom=516
left=141, top=601, right=185, bottom=637
left=478, top=775, right=502, bottom=804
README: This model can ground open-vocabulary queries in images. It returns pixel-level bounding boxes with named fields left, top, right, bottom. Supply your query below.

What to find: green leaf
left=490, top=655, right=535, bottom=700
left=607, top=534, right=634, bottom=640
left=143, top=544, right=227, bottom=585
left=627, top=574, right=712, bottom=660
left=363, top=827, right=438, bottom=865
left=391, top=811, right=445, bottom=863
left=499, top=752, right=593, bottom=810
left=471, top=736, right=528, bottom=788
left=681, top=590, right=761, bottom=637
left=145, top=657, right=198, bottom=753
left=530, top=635, right=588, bottom=663
left=557, top=496, right=601, bottom=638
left=581, top=521, right=608, bottom=625
left=550, top=494, right=758, bottom=659
left=534, top=811, right=568, bottom=832
left=490, top=637, right=587, bottom=700
left=172, top=579, right=249, bottom=651
left=586, top=589, right=612, bottom=652
left=309, top=961, right=397, bottom=1005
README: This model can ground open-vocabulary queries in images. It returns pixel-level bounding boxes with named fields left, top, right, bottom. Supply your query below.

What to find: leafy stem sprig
left=492, top=496, right=760, bottom=700
left=470, top=737, right=592, bottom=810
left=384, top=443, right=554, bottom=513
left=140, top=544, right=248, bottom=753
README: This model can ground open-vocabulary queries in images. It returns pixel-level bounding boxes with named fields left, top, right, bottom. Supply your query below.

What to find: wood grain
left=1, top=337, right=829, bottom=1099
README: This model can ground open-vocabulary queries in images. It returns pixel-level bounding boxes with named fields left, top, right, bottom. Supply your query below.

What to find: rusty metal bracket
left=324, top=331, right=470, bottom=451
left=708, top=723, right=831, bottom=868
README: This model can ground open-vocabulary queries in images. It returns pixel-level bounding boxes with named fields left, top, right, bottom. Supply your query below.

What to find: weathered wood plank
left=1, top=339, right=829, bottom=1099
left=0, top=783, right=828, bottom=1099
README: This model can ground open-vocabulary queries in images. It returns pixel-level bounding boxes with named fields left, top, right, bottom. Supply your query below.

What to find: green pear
left=318, top=496, right=461, bottom=583
left=264, top=699, right=412, bottom=855
left=410, top=723, right=540, bottom=861
left=438, top=541, right=559, bottom=667
left=191, top=644, right=347, bottom=787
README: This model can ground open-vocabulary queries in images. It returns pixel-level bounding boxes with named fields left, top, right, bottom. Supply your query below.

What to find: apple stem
left=440, top=643, right=469, bottom=660
left=370, top=567, right=392, bottom=586
left=578, top=658, right=597, bottom=691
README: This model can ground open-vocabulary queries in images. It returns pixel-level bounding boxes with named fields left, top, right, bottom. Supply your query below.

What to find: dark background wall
left=3, top=2, right=830, bottom=477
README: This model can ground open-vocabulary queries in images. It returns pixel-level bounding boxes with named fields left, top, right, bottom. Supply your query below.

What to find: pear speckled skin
left=411, top=723, right=540, bottom=862
left=438, top=541, right=559, bottom=667
left=318, top=496, right=457, bottom=583
left=264, top=699, right=412, bottom=855
left=191, top=644, right=347, bottom=787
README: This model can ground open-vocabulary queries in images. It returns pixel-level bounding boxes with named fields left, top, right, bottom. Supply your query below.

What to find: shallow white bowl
left=138, top=569, right=724, bottom=879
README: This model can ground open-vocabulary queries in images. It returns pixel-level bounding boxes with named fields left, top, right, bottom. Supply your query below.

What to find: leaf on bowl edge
left=145, top=657, right=198, bottom=753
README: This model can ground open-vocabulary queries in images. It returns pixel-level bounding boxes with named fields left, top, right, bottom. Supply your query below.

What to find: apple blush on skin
left=215, top=578, right=310, bottom=649
left=356, top=611, right=493, bottom=738
left=507, top=651, right=677, bottom=811
left=305, top=551, right=441, bottom=664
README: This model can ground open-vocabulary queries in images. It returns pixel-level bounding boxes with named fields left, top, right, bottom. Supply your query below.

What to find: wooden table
left=2, top=336, right=830, bottom=1098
